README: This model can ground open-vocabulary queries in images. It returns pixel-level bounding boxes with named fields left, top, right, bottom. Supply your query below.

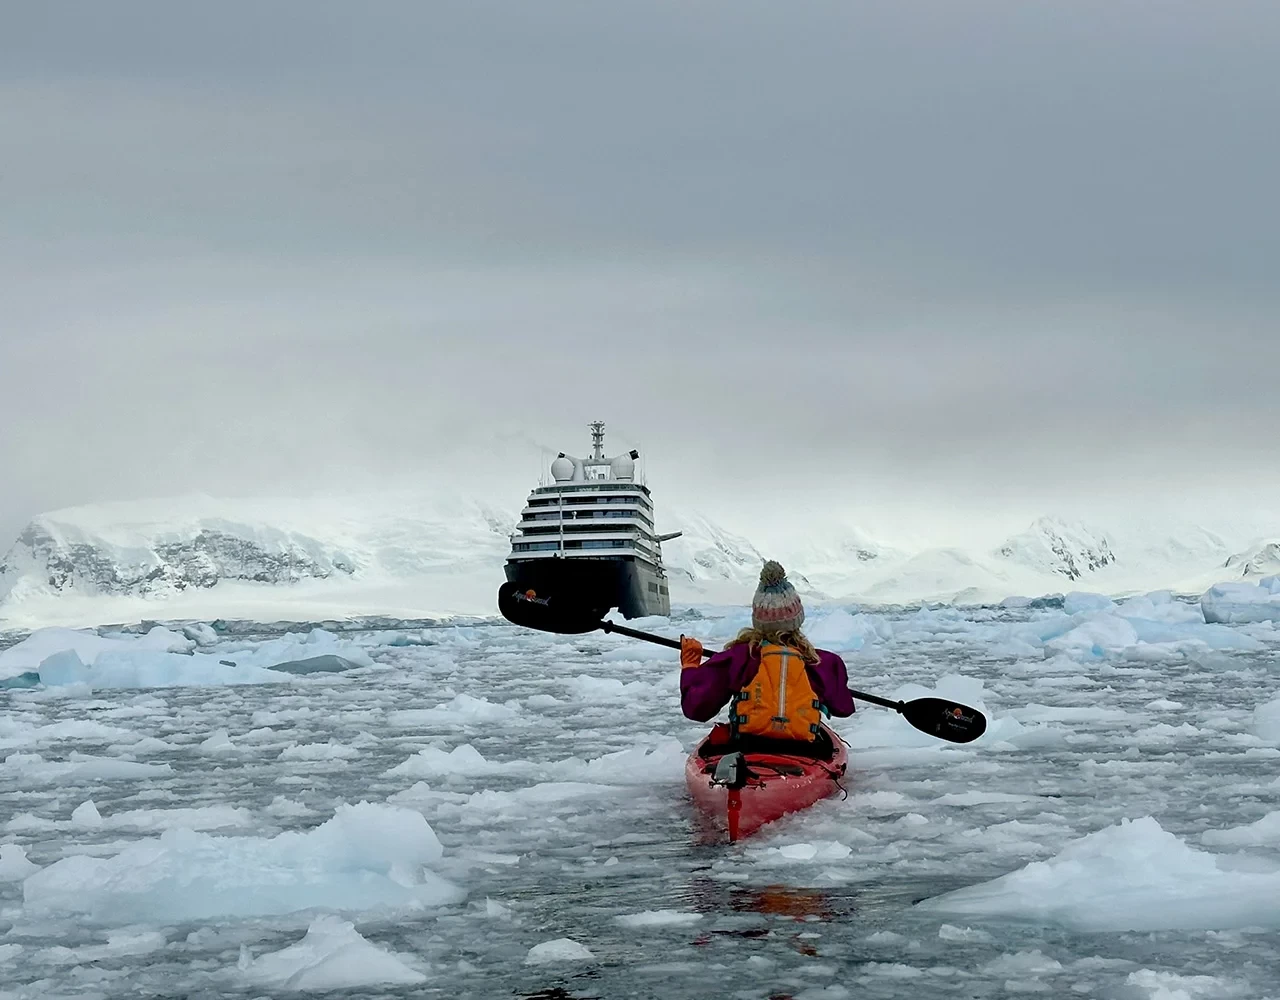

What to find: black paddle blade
left=900, top=697, right=987, bottom=744
left=496, top=583, right=606, bottom=635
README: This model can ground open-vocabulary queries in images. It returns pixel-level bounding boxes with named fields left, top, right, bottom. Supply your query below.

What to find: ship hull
left=504, top=556, right=670, bottom=619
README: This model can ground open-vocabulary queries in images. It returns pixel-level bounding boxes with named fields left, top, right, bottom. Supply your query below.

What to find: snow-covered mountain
left=994, top=516, right=1115, bottom=581
left=660, top=511, right=767, bottom=593
left=0, top=495, right=1273, bottom=626
left=1, top=517, right=359, bottom=597
left=660, top=509, right=821, bottom=602
left=0, top=494, right=520, bottom=626
left=1224, top=540, right=1280, bottom=578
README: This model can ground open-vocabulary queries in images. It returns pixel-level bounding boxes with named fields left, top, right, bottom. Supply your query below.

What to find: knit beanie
left=752, top=560, right=804, bottom=633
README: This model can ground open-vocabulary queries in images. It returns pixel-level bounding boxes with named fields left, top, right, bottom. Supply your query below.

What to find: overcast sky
left=2, top=1, right=1277, bottom=547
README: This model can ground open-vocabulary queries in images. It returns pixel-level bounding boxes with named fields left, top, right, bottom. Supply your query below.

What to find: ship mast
left=589, top=421, right=606, bottom=471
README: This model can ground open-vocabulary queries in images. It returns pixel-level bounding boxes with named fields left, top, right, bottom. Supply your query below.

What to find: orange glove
left=680, top=636, right=704, bottom=669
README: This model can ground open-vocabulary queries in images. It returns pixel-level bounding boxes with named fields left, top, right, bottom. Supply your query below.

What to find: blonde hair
left=725, top=627, right=820, bottom=664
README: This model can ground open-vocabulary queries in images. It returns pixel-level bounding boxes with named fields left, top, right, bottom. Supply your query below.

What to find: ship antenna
left=589, top=420, right=605, bottom=462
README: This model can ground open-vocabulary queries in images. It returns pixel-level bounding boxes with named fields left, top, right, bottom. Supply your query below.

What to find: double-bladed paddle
left=496, top=584, right=987, bottom=744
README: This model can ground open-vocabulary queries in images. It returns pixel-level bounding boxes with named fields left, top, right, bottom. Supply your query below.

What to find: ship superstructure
left=504, top=422, right=680, bottom=618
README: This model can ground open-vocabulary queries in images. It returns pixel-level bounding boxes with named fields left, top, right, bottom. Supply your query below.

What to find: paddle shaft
left=598, top=620, right=904, bottom=713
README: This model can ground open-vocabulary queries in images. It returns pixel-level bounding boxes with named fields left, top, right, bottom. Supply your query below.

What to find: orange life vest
left=730, top=642, right=824, bottom=742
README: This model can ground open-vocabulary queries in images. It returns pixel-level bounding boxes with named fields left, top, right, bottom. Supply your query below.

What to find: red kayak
left=685, top=724, right=849, bottom=841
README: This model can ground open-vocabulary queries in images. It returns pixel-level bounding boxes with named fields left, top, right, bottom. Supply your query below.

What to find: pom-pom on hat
left=752, top=560, right=804, bottom=634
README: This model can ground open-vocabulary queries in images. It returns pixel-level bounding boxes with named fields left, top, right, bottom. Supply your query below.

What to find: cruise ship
left=504, top=423, right=680, bottom=619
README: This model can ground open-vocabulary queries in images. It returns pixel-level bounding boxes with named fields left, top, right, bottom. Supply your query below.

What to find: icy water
left=4, top=599, right=1280, bottom=999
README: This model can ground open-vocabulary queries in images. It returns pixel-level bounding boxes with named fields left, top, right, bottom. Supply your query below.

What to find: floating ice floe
left=22, top=802, right=464, bottom=923
left=1042, top=590, right=1265, bottom=661
left=1202, top=576, right=1280, bottom=625
left=238, top=915, right=426, bottom=990
left=3, top=752, right=172, bottom=787
left=1252, top=695, right=1280, bottom=743
left=0, top=625, right=371, bottom=689
left=0, top=843, right=41, bottom=881
left=615, top=910, right=703, bottom=928
left=919, top=816, right=1280, bottom=931
left=805, top=609, right=892, bottom=652
left=385, top=740, right=686, bottom=785
left=524, top=938, right=594, bottom=964
left=387, top=693, right=521, bottom=728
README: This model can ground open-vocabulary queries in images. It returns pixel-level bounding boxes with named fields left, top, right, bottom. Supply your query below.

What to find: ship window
left=522, top=524, right=640, bottom=536
left=512, top=541, right=561, bottom=552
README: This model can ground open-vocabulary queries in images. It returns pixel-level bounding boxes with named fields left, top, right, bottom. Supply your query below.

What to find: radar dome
left=610, top=454, right=636, bottom=481
left=551, top=455, right=574, bottom=482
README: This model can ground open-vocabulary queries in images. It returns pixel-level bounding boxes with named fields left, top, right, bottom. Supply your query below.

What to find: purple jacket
left=680, top=644, right=856, bottom=723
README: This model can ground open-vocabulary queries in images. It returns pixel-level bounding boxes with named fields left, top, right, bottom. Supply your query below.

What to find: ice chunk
left=23, top=801, right=463, bottom=923
left=981, top=950, right=1063, bottom=975
left=1045, top=604, right=1262, bottom=661
left=524, top=938, right=594, bottom=964
left=753, top=842, right=853, bottom=864
left=279, top=741, right=359, bottom=761
left=101, top=805, right=255, bottom=832
left=388, top=694, right=519, bottom=727
left=11, top=625, right=373, bottom=690
left=1201, top=811, right=1280, bottom=848
left=1125, top=969, right=1240, bottom=999
left=238, top=915, right=426, bottom=989
left=805, top=610, right=889, bottom=651
left=200, top=729, right=237, bottom=754
left=1202, top=576, right=1280, bottom=624
left=1116, top=591, right=1205, bottom=624
left=1252, top=696, right=1280, bottom=743
left=72, top=799, right=104, bottom=828
left=920, top=816, right=1280, bottom=930
left=385, top=743, right=502, bottom=778
left=615, top=910, right=703, bottom=927
left=1063, top=592, right=1116, bottom=616
left=0, top=717, right=137, bottom=750
left=566, top=674, right=652, bottom=702
left=937, top=924, right=993, bottom=943
left=0, top=843, right=40, bottom=881
left=1043, top=615, right=1138, bottom=659
left=181, top=623, right=219, bottom=645
left=2, top=752, right=172, bottom=786
left=551, top=740, right=686, bottom=784
left=0, top=625, right=194, bottom=681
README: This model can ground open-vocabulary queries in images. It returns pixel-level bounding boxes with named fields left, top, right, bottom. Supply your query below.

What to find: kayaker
left=679, top=561, right=854, bottom=748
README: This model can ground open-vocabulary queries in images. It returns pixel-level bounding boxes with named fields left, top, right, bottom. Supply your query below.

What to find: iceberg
left=1201, top=576, right=1280, bottom=625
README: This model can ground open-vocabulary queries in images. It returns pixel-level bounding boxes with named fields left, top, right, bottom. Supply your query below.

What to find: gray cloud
left=2, top=1, right=1277, bottom=546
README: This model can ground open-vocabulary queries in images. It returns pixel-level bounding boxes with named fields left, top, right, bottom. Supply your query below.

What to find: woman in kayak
left=679, top=561, right=854, bottom=750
